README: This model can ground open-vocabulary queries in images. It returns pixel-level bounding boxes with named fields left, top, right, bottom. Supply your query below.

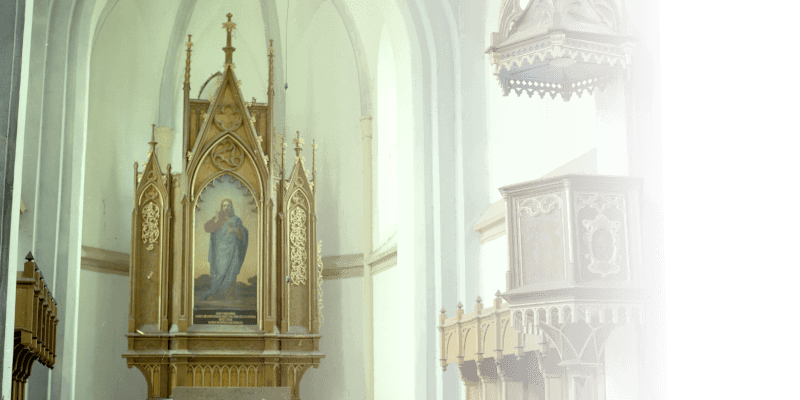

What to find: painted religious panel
left=193, top=174, right=259, bottom=325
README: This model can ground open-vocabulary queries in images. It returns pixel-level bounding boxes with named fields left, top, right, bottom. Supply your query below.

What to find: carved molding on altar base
left=171, top=386, right=290, bottom=399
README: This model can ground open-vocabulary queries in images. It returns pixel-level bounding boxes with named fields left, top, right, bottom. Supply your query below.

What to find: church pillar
left=0, top=1, right=26, bottom=397
left=360, top=115, right=374, bottom=400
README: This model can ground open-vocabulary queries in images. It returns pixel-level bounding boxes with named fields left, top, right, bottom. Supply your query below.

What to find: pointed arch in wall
left=329, top=0, right=373, bottom=117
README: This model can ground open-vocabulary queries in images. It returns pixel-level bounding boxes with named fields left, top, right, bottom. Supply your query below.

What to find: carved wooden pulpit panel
left=123, top=14, right=324, bottom=400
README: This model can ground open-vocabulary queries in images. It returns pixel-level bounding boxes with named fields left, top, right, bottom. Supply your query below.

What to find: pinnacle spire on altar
left=222, top=13, right=236, bottom=65
left=293, top=131, right=305, bottom=157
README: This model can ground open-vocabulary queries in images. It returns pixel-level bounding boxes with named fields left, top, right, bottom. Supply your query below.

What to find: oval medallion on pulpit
left=591, top=228, right=615, bottom=263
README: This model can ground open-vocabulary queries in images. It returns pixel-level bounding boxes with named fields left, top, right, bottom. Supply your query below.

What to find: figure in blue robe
left=200, top=198, right=248, bottom=301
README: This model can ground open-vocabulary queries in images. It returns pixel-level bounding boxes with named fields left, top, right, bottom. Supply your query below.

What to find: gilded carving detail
left=144, top=186, right=158, bottom=200
left=211, top=138, right=245, bottom=171
left=214, top=103, right=243, bottom=132
left=141, top=201, right=160, bottom=251
left=316, top=241, right=324, bottom=327
left=289, top=198, right=308, bottom=286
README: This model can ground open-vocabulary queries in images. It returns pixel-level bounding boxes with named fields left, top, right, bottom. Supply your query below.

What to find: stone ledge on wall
left=81, top=245, right=130, bottom=276
left=80, top=244, right=398, bottom=280
left=473, top=199, right=506, bottom=244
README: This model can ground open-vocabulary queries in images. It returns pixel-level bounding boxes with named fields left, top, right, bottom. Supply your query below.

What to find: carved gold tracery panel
left=141, top=202, right=160, bottom=251
left=316, top=242, right=324, bottom=327
left=289, top=194, right=308, bottom=286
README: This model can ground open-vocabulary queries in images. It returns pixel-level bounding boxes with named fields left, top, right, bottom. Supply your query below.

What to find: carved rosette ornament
left=211, top=138, right=244, bottom=171
left=141, top=202, right=160, bottom=251
left=289, top=203, right=308, bottom=286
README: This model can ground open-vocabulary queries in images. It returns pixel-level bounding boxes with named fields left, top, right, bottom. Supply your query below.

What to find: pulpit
left=12, top=253, right=58, bottom=400
left=439, top=175, right=644, bottom=400
left=123, top=14, right=324, bottom=400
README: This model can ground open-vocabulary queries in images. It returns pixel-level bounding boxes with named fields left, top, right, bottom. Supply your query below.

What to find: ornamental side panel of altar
left=123, top=14, right=324, bottom=400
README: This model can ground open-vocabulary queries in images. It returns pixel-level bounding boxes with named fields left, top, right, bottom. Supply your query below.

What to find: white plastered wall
left=75, top=271, right=147, bottom=400
left=299, top=278, right=365, bottom=399
left=79, top=1, right=185, bottom=398
left=373, top=23, right=398, bottom=250
left=282, top=0, right=363, bottom=257
left=82, top=0, right=182, bottom=253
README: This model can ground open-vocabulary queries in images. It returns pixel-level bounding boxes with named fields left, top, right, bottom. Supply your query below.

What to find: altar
left=122, top=14, right=324, bottom=400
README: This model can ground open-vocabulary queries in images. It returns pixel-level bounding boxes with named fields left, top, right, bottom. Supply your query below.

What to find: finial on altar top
left=149, top=124, right=157, bottom=150
left=268, top=39, right=274, bottom=54
left=184, top=35, right=193, bottom=88
left=312, top=139, right=317, bottom=175
left=293, top=130, right=305, bottom=157
left=222, top=13, right=237, bottom=65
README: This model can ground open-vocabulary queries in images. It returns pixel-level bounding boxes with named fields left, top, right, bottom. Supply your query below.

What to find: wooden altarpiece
left=123, top=14, right=324, bottom=400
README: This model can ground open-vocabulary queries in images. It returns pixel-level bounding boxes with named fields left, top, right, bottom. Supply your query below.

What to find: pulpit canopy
left=486, top=0, right=634, bottom=100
